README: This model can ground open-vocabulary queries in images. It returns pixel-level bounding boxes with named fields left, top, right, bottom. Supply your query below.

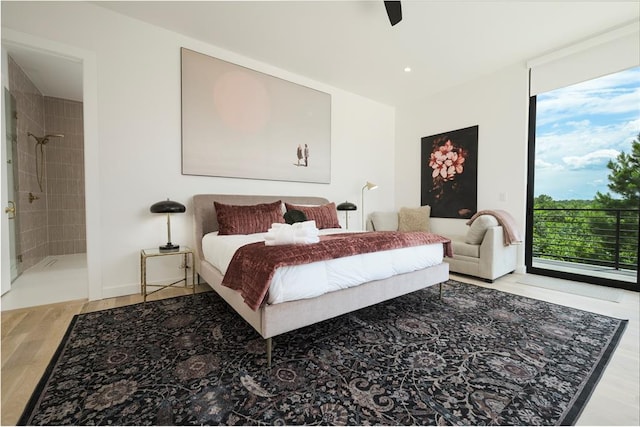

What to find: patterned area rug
left=19, top=280, right=626, bottom=425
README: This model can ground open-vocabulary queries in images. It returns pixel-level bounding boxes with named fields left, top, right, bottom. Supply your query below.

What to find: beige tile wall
left=43, top=97, right=86, bottom=255
left=7, top=56, right=86, bottom=272
left=8, top=56, right=47, bottom=272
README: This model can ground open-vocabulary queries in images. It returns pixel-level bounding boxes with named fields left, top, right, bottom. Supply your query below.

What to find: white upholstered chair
left=366, top=210, right=517, bottom=282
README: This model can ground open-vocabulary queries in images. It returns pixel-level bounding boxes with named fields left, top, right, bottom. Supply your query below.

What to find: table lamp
left=150, top=199, right=186, bottom=252
left=336, top=201, right=357, bottom=229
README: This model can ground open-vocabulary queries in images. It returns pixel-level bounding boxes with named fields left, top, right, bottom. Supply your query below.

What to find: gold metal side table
left=140, top=247, right=196, bottom=302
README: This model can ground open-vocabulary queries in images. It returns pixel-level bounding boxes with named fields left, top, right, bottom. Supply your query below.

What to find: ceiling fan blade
left=384, top=1, right=402, bottom=26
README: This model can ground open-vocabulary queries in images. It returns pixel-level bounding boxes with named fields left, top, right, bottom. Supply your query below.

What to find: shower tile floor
left=1, top=253, right=88, bottom=311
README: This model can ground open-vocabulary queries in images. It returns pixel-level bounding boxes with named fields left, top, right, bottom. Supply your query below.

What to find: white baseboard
left=100, top=283, right=139, bottom=299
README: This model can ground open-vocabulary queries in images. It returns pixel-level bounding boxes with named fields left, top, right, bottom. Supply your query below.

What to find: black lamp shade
left=337, top=201, right=357, bottom=230
left=337, top=201, right=357, bottom=211
left=150, top=200, right=186, bottom=214
left=150, top=199, right=185, bottom=252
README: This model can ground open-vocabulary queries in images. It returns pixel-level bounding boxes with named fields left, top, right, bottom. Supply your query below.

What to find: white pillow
left=370, top=212, right=399, bottom=231
left=465, top=215, right=499, bottom=244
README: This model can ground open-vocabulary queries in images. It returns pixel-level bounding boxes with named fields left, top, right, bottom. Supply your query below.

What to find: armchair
left=367, top=211, right=517, bottom=282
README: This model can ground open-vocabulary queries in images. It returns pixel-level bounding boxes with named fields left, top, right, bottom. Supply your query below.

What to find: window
left=526, top=67, right=639, bottom=290
left=535, top=67, right=639, bottom=200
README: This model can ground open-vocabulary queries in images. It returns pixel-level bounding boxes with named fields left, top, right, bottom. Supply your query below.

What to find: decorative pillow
left=465, top=215, right=499, bottom=244
left=283, top=209, right=308, bottom=225
left=370, top=211, right=399, bottom=231
left=398, top=206, right=431, bottom=232
left=214, top=200, right=284, bottom=235
left=284, top=202, right=341, bottom=229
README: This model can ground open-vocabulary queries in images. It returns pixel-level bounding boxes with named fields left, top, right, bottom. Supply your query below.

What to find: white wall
left=2, top=2, right=396, bottom=298
left=395, top=63, right=529, bottom=271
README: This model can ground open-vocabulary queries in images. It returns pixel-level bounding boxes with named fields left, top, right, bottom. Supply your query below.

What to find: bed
left=193, top=194, right=450, bottom=366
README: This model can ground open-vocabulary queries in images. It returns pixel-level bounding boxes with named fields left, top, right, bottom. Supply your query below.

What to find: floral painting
left=421, top=126, right=478, bottom=218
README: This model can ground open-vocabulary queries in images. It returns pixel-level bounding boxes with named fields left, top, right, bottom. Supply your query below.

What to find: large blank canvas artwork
left=181, top=48, right=331, bottom=183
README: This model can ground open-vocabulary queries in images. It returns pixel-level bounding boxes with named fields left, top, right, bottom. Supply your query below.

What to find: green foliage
left=532, top=196, right=638, bottom=272
left=532, top=136, right=639, bottom=274
left=595, top=134, right=640, bottom=209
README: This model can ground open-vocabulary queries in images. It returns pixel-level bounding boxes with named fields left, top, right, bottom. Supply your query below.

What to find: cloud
left=563, top=119, right=590, bottom=129
left=535, top=158, right=564, bottom=170
left=621, top=118, right=640, bottom=137
left=536, top=68, right=640, bottom=127
left=535, top=118, right=637, bottom=162
left=533, top=66, right=639, bottom=199
left=562, top=149, right=619, bottom=170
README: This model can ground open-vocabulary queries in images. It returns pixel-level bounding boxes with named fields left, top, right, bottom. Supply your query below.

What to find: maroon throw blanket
left=222, top=231, right=452, bottom=311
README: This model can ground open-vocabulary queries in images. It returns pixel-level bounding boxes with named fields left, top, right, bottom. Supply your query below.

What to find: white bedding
left=202, top=229, right=444, bottom=305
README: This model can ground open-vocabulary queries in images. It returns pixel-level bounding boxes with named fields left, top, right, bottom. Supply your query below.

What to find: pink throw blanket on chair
left=466, top=210, right=523, bottom=246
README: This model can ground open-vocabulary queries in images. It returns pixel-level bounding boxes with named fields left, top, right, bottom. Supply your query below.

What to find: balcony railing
left=532, top=207, right=639, bottom=273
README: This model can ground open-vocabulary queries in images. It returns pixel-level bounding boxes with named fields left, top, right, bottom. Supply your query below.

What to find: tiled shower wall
left=9, top=56, right=47, bottom=272
left=8, top=56, right=85, bottom=273
left=44, top=97, right=86, bottom=255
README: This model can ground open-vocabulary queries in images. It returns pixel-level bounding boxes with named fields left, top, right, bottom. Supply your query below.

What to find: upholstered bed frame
left=193, top=194, right=449, bottom=366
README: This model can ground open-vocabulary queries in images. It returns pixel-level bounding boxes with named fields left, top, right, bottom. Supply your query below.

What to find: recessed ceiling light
left=404, top=67, right=412, bottom=72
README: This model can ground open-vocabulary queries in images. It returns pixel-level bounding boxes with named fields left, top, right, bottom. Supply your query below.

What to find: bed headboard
left=192, top=194, right=330, bottom=265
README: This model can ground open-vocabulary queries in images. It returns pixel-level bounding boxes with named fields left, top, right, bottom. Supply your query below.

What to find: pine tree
left=595, top=134, right=640, bottom=209
left=591, top=134, right=639, bottom=270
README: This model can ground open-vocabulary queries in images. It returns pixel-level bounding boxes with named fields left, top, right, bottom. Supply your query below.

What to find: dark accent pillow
left=214, top=201, right=284, bottom=235
left=284, top=202, right=341, bottom=229
left=283, top=209, right=308, bottom=225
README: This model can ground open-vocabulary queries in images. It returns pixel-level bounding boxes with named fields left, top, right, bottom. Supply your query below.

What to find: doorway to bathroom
left=1, top=44, right=88, bottom=310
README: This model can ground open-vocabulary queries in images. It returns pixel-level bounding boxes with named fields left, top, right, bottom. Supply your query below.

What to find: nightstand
left=140, top=246, right=196, bottom=301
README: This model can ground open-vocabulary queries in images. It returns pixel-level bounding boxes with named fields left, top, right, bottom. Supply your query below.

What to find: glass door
left=4, top=88, right=20, bottom=283
left=526, top=68, right=639, bottom=291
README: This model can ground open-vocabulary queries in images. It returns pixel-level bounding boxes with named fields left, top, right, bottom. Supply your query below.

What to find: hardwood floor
left=1, top=274, right=638, bottom=426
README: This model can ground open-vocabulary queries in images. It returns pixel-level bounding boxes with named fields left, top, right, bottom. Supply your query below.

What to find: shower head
left=28, top=132, right=64, bottom=145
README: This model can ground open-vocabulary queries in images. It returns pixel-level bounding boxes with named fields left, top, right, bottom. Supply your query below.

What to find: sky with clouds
left=535, top=66, right=640, bottom=200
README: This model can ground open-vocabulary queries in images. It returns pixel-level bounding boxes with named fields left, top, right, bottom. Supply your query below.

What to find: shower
left=27, top=132, right=64, bottom=192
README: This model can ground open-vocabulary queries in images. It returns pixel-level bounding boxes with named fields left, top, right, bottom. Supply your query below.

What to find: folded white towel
left=265, top=221, right=319, bottom=245
left=269, top=220, right=317, bottom=230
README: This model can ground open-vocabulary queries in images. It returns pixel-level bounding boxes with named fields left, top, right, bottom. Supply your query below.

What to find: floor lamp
left=361, top=181, right=378, bottom=230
